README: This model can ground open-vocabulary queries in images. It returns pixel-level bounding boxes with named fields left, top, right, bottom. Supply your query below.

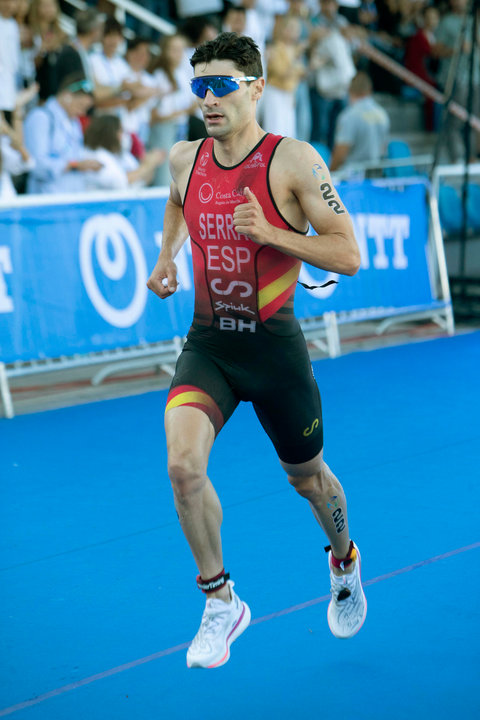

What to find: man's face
left=193, top=60, right=261, bottom=139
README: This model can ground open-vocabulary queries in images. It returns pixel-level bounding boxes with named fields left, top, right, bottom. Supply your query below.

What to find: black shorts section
left=169, top=326, right=324, bottom=463
left=169, top=344, right=240, bottom=434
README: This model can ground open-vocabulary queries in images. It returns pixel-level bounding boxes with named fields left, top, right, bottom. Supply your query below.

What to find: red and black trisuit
left=165, top=133, right=323, bottom=464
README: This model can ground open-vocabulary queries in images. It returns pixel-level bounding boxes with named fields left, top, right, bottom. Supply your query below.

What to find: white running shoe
left=186, top=580, right=251, bottom=668
left=327, top=544, right=367, bottom=639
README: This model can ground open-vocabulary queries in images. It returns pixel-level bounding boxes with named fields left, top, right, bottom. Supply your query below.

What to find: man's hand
left=233, top=187, right=273, bottom=245
left=147, top=256, right=178, bottom=299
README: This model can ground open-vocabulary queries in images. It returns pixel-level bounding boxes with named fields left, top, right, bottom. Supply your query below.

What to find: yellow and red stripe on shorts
left=165, top=385, right=224, bottom=434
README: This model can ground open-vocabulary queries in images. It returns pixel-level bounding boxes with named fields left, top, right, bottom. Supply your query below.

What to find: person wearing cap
left=24, top=74, right=102, bottom=194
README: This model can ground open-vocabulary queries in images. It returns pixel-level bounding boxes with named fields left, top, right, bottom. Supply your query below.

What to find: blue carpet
left=1, top=332, right=479, bottom=719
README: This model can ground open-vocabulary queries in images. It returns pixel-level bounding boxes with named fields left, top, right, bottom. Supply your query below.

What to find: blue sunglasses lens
left=191, top=76, right=239, bottom=98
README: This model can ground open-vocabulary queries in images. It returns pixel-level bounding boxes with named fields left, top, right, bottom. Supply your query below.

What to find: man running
left=147, top=32, right=366, bottom=669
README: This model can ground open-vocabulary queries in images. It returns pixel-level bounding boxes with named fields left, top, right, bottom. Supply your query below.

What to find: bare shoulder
left=273, top=137, right=330, bottom=185
left=169, top=139, right=203, bottom=178
left=169, top=139, right=204, bottom=200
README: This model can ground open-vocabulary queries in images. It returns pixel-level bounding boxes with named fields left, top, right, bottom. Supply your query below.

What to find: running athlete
left=147, top=32, right=366, bottom=669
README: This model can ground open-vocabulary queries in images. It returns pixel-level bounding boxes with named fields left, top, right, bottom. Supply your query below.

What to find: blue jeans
left=309, top=88, right=347, bottom=149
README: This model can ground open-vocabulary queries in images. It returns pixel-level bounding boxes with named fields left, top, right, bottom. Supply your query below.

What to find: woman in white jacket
left=83, top=114, right=165, bottom=191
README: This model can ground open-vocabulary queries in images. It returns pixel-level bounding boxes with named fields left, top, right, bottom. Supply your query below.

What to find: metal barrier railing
left=61, top=0, right=176, bottom=35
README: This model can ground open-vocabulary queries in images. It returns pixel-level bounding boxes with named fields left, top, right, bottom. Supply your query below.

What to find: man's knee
left=288, top=473, right=318, bottom=498
left=287, top=462, right=334, bottom=498
left=167, top=448, right=206, bottom=500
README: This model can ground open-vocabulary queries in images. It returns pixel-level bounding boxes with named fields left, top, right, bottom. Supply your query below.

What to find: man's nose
left=203, top=88, right=219, bottom=105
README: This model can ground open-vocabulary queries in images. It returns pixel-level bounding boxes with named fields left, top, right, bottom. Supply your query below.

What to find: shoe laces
left=199, top=600, right=232, bottom=636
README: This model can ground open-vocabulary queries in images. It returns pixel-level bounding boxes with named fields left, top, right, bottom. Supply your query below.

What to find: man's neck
left=212, top=123, right=265, bottom=167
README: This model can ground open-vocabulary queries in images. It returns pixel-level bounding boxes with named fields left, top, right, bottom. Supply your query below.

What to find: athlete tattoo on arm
left=312, top=164, right=345, bottom=215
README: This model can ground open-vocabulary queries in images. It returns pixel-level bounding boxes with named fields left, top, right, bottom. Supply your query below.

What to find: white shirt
left=90, top=51, right=130, bottom=88
left=0, top=16, right=21, bottom=111
left=152, top=67, right=192, bottom=120
left=122, top=68, right=158, bottom=142
left=83, top=147, right=130, bottom=191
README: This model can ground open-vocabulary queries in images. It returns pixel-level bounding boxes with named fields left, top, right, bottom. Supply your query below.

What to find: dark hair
left=127, top=36, right=151, bottom=53
left=75, top=8, right=103, bottom=36
left=181, top=15, right=220, bottom=45
left=103, top=15, right=123, bottom=37
left=349, top=71, right=373, bottom=96
left=84, top=115, right=122, bottom=154
left=190, top=32, right=263, bottom=77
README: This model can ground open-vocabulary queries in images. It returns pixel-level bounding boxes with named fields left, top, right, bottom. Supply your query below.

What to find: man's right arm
left=147, top=142, right=192, bottom=299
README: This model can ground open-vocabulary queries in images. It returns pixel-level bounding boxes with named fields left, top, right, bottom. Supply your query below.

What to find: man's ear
left=252, top=77, right=265, bottom=101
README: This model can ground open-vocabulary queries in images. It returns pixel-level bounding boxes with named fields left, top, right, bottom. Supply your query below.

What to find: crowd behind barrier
left=0, top=0, right=479, bottom=201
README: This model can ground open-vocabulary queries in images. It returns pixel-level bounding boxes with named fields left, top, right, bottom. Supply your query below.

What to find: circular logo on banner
left=79, top=213, right=147, bottom=328
left=199, top=183, right=214, bottom=203
left=298, top=266, right=339, bottom=299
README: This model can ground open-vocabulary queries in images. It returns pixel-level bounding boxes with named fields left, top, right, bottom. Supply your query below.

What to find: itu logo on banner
left=79, top=213, right=148, bottom=328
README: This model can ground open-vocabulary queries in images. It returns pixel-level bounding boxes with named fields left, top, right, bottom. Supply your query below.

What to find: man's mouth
left=205, top=112, right=224, bottom=122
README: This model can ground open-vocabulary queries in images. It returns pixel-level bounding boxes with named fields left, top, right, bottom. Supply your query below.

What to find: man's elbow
left=343, top=245, right=361, bottom=276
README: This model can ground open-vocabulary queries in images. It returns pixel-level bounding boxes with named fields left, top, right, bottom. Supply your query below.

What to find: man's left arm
left=233, top=140, right=360, bottom=276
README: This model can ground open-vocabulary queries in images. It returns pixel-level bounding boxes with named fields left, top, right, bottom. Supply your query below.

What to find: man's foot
left=186, top=580, right=251, bottom=668
left=327, top=543, right=367, bottom=638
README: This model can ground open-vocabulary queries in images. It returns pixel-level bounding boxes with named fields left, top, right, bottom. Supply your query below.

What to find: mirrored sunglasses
left=190, top=75, right=258, bottom=99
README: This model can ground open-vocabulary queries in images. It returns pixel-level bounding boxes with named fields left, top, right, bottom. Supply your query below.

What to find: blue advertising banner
left=0, top=182, right=443, bottom=364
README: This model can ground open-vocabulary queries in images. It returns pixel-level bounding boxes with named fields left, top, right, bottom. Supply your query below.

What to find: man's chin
left=205, top=123, right=229, bottom=138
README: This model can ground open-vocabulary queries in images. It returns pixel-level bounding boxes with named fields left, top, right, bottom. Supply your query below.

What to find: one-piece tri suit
left=166, top=133, right=323, bottom=465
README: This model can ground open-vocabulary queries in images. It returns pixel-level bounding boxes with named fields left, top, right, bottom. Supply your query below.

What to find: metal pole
left=459, top=0, right=479, bottom=302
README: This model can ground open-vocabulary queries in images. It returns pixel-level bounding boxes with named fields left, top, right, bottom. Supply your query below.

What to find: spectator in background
left=29, top=0, right=68, bottom=102
left=83, top=114, right=166, bottom=191
left=149, top=33, right=196, bottom=187
left=262, top=15, right=306, bottom=137
left=180, top=15, right=219, bottom=140
left=404, top=4, right=440, bottom=131
left=285, top=0, right=313, bottom=140
left=15, top=0, right=37, bottom=89
left=123, top=37, right=160, bottom=147
left=54, top=8, right=104, bottom=93
left=330, top=70, right=389, bottom=171
left=254, top=0, right=290, bottom=40
left=435, top=0, right=480, bottom=162
left=0, top=0, right=22, bottom=120
left=226, top=1, right=267, bottom=59
left=24, top=74, right=102, bottom=193
left=89, top=15, right=130, bottom=114
left=310, top=0, right=356, bottom=148
left=223, top=4, right=248, bottom=35
left=0, top=109, right=34, bottom=199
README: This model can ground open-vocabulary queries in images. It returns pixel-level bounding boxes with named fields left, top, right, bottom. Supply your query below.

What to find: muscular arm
left=233, top=140, right=360, bottom=276
left=147, top=142, right=193, bottom=298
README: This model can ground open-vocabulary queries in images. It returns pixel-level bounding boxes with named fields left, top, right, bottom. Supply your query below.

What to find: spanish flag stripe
left=166, top=391, right=216, bottom=412
left=258, top=265, right=300, bottom=310
left=259, top=283, right=297, bottom=321
left=167, top=384, right=207, bottom=401
left=258, top=257, right=300, bottom=290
